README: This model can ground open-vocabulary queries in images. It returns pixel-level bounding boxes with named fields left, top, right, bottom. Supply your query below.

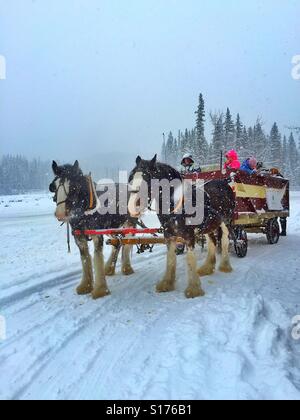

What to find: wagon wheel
left=266, top=218, right=280, bottom=245
left=233, top=227, right=248, bottom=258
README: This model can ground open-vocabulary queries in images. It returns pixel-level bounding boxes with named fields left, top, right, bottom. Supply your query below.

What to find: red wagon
left=185, top=169, right=290, bottom=257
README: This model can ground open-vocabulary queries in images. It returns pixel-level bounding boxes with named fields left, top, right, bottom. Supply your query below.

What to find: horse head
left=49, top=160, right=97, bottom=222
left=127, top=155, right=158, bottom=218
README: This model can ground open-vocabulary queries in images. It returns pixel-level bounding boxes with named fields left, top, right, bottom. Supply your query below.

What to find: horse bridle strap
left=85, top=175, right=97, bottom=211
left=55, top=180, right=69, bottom=207
left=86, top=175, right=95, bottom=210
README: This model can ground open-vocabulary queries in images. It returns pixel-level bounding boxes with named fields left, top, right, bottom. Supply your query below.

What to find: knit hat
left=248, top=157, right=257, bottom=169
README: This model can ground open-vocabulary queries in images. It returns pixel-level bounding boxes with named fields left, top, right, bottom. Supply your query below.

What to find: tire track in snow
left=0, top=270, right=81, bottom=309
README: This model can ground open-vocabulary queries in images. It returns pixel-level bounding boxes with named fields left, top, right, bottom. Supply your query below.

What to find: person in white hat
left=181, top=154, right=201, bottom=175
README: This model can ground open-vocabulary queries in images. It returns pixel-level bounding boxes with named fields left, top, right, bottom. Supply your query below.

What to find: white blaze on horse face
left=55, top=178, right=70, bottom=221
left=128, top=172, right=144, bottom=217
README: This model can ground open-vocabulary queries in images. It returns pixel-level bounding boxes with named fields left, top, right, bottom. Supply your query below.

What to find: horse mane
left=154, top=162, right=182, bottom=181
left=58, top=164, right=84, bottom=179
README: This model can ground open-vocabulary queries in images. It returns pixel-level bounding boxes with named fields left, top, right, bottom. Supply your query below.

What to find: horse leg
left=92, top=236, right=111, bottom=299
left=197, top=233, right=217, bottom=276
left=219, top=223, right=233, bottom=273
left=105, top=243, right=121, bottom=276
left=156, top=240, right=177, bottom=293
left=185, top=245, right=205, bottom=298
left=75, top=236, right=94, bottom=295
left=122, top=244, right=134, bottom=275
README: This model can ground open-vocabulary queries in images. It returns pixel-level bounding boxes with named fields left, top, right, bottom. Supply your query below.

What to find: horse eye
left=49, top=183, right=56, bottom=193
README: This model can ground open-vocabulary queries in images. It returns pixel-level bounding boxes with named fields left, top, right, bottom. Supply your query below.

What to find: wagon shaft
left=106, top=237, right=186, bottom=247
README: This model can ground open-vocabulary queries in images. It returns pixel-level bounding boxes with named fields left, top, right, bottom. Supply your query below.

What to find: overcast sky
left=0, top=0, right=299, bottom=162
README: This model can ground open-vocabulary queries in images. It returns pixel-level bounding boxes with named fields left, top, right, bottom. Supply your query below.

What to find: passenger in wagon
left=240, top=157, right=258, bottom=175
left=224, top=150, right=241, bottom=171
left=181, top=154, right=201, bottom=174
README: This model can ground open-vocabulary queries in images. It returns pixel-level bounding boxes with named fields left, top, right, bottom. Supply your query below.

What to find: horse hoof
left=156, top=280, right=175, bottom=293
left=105, top=266, right=116, bottom=276
left=92, top=288, right=111, bottom=300
left=76, top=284, right=93, bottom=295
left=219, top=264, right=233, bottom=273
left=122, top=266, right=135, bottom=276
left=185, top=286, right=205, bottom=299
left=197, top=265, right=215, bottom=277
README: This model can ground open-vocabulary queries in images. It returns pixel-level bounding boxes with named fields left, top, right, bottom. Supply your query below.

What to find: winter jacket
left=224, top=150, right=241, bottom=171
left=181, top=164, right=201, bottom=174
left=240, top=159, right=256, bottom=175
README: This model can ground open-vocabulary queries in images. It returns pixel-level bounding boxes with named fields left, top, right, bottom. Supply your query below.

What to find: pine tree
left=253, top=120, right=268, bottom=161
left=240, top=127, right=249, bottom=158
left=161, top=134, right=166, bottom=162
left=282, top=136, right=288, bottom=176
left=288, top=132, right=299, bottom=184
left=212, top=115, right=225, bottom=162
left=194, top=93, right=209, bottom=164
left=270, top=123, right=282, bottom=168
left=166, top=132, right=175, bottom=166
left=235, top=114, right=243, bottom=152
left=224, top=108, right=235, bottom=150
left=247, top=127, right=255, bottom=154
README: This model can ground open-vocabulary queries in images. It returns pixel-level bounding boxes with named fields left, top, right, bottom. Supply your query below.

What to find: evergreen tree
left=194, top=93, right=209, bottom=164
left=0, top=155, right=51, bottom=195
left=161, top=134, right=166, bottom=162
left=253, top=120, right=268, bottom=161
left=212, top=115, right=225, bottom=162
left=270, top=123, right=282, bottom=168
left=247, top=127, right=255, bottom=154
left=224, top=108, right=235, bottom=150
left=240, top=127, right=249, bottom=157
left=235, top=114, right=243, bottom=152
left=282, top=136, right=288, bottom=176
left=288, top=132, right=299, bottom=184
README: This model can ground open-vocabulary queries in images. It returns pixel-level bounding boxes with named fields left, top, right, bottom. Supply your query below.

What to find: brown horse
left=128, top=155, right=236, bottom=298
left=50, top=161, right=135, bottom=299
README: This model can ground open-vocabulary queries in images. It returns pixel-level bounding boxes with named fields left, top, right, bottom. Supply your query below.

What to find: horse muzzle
left=55, top=210, right=70, bottom=222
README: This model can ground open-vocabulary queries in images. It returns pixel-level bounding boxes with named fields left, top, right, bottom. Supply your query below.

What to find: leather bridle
left=50, top=177, right=69, bottom=207
left=50, top=175, right=97, bottom=213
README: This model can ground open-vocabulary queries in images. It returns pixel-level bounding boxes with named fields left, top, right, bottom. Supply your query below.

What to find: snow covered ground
left=0, top=192, right=300, bottom=400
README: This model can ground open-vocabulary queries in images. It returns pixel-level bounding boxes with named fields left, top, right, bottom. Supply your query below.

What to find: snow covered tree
left=253, top=120, right=268, bottom=162
left=194, top=93, right=209, bottom=164
left=0, top=155, right=51, bottom=195
left=212, top=113, right=225, bottom=162
left=161, top=134, right=166, bottom=162
left=235, top=114, right=243, bottom=152
left=224, top=108, right=235, bottom=150
left=270, top=123, right=282, bottom=168
left=288, top=132, right=299, bottom=184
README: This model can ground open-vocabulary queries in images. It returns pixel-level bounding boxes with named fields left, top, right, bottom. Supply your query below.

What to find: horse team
left=50, top=156, right=236, bottom=299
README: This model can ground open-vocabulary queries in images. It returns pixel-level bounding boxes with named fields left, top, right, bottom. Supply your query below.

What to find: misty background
left=0, top=0, right=299, bottom=187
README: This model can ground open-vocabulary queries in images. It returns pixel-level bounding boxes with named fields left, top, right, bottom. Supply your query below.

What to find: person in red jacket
left=224, top=149, right=241, bottom=171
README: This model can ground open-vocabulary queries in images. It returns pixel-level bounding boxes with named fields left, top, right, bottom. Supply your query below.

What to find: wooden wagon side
left=189, top=170, right=290, bottom=257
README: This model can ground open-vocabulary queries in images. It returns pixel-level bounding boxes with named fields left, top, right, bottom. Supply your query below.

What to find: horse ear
left=73, top=160, right=80, bottom=171
left=52, top=161, right=59, bottom=175
left=136, top=156, right=142, bottom=166
left=151, top=154, right=157, bottom=166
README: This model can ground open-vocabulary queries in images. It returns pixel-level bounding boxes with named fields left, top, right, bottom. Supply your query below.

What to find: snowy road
left=0, top=193, right=300, bottom=400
